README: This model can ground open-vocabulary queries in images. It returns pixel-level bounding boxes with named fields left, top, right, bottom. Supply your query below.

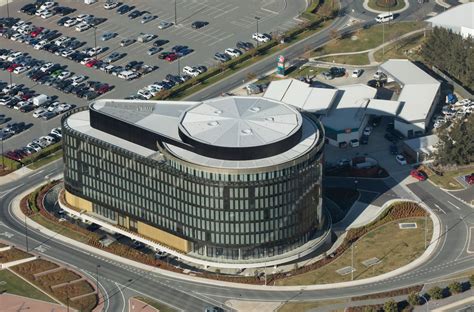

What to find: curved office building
left=61, top=97, right=326, bottom=264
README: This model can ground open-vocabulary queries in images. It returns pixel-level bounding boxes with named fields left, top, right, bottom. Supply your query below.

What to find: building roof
left=380, top=60, right=440, bottom=122
left=165, top=114, right=319, bottom=169
left=179, top=96, right=302, bottom=149
left=320, top=84, right=377, bottom=131
left=404, top=134, right=439, bottom=155
left=427, top=2, right=474, bottom=30
left=366, top=99, right=402, bottom=116
left=263, top=78, right=338, bottom=113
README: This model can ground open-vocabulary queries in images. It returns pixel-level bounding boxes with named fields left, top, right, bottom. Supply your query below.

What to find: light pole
left=174, top=0, right=177, bottom=25
left=1, top=138, right=4, bottom=170
left=93, top=26, right=97, bottom=60
left=96, top=264, right=100, bottom=295
left=420, top=294, right=429, bottom=312
left=255, top=16, right=261, bottom=47
left=382, top=21, right=385, bottom=58
left=24, top=214, right=29, bottom=252
left=6, top=0, right=9, bottom=18
left=351, top=243, right=356, bottom=281
left=264, top=262, right=267, bottom=286
left=177, top=57, right=181, bottom=76
left=424, top=213, right=428, bottom=249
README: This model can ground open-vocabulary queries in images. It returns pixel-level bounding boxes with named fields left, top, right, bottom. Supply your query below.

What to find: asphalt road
left=0, top=162, right=473, bottom=311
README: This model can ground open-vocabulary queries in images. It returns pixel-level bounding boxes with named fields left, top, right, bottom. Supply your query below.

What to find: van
left=118, top=70, right=139, bottom=81
left=375, top=13, right=394, bottom=23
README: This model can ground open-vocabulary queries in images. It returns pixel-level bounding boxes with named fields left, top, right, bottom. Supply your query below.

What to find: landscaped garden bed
left=0, top=248, right=33, bottom=263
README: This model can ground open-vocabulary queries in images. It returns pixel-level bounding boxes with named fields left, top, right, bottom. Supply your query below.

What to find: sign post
left=276, top=55, right=286, bottom=77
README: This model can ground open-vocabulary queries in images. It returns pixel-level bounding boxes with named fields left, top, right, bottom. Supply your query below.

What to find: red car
left=85, top=59, right=98, bottom=68
left=30, top=27, right=44, bottom=37
left=410, top=169, right=427, bottom=181
left=97, top=84, right=111, bottom=94
left=464, top=173, right=474, bottom=185
left=165, top=53, right=178, bottom=62
left=7, top=64, right=19, bottom=72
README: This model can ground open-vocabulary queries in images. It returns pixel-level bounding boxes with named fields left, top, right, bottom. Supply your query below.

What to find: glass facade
left=62, top=108, right=325, bottom=262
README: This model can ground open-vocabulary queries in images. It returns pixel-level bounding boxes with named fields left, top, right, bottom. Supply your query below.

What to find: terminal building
left=60, top=97, right=326, bottom=266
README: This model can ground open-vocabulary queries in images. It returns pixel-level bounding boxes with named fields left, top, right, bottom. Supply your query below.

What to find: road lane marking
left=468, top=227, right=474, bottom=254
left=447, top=201, right=461, bottom=210
left=434, top=203, right=447, bottom=215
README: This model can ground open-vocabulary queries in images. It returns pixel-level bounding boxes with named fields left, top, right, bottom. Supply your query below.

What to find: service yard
left=0, top=0, right=305, bottom=151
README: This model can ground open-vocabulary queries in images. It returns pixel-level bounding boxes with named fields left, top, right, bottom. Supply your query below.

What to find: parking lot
left=0, top=0, right=305, bottom=151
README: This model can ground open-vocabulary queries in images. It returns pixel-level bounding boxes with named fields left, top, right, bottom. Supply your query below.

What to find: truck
left=32, top=94, right=48, bottom=107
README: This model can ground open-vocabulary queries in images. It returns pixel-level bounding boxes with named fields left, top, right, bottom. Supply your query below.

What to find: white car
left=395, top=154, right=407, bottom=165
left=137, top=89, right=153, bottom=99
left=47, top=102, right=60, bottom=112
left=41, top=11, right=54, bottom=19
left=352, top=69, right=363, bottom=78
left=51, top=127, right=62, bottom=137
left=61, top=49, right=75, bottom=58
left=40, top=62, right=54, bottom=72
left=34, top=40, right=48, bottom=50
left=35, top=8, right=48, bottom=16
left=33, top=108, right=47, bottom=118
left=57, top=71, right=72, bottom=80
left=75, top=22, right=91, bottom=32
left=363, top=126, right=372, bottom=136
left=76, top=14, right=93, bottom=22
left=104, top=1, right=119, bottom=9
left=10, top=33, right=23, bottom=41
left=70, top=75, right=86, bottom=85
left=182, top=66, right=199, bottom=77
left=40, top=1, right=56, bottom=10
left=87, top=47, right=103, bottom=56
left=252, top=33, right=271, bottom=43
left=224, top=48, right=242, bottom=58
left=64, top=18, right=79, bottom=27
left=13, top=66, right=28, bottom=74
left=27, top=143, right=42, bottom=152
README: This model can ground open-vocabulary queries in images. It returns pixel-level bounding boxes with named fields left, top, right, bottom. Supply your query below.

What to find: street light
left=174, top=0, right=177, bottom=25
left=24, top=214, right=29, bottom=252
left=1, top=138, right=4, bottom=170
left=6, top=0, right=9, bottom=18
left=420, top=294, right=429, bottom=312
left=351, top=243, right=357, bottom=281
left=255, top=16, right=261, bottom=47
left=177, top=57, right=181, bottom=76
left=93, top=26, right=97, bottom=60
left=96, top=264, right=100, bottom=296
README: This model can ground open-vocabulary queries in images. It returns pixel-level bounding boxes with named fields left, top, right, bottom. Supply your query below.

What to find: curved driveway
left=0, top=162, right=473, bottom=311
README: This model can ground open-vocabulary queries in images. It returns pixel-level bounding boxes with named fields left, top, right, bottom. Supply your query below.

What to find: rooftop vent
left=265, top=117, right=274, bottom=122
left=241, top=129, right=253, bottom=135
left=213, top=110, right=222, bottom=115
left=207, top=121, right=219, bottom=126
left=249, top=107, right=260, bottom=113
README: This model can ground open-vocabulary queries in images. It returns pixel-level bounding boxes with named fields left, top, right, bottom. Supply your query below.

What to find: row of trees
left=436, top=114, right=474, bottom=166
left=422, top=27, right=474, bottom=91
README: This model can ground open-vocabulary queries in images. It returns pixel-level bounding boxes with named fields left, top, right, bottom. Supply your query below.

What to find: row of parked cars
left=434, top=98, right=472, bottom=129
left=5, top=127, right=62, bottom=161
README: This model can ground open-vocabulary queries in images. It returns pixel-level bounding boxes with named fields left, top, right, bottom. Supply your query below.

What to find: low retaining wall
left=0, top=256, right=37, bottom=269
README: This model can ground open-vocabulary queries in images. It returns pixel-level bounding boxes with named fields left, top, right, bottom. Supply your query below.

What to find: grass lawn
left=134, top=296, right=179, bottom=312
left=276, top=217, right=432, bottom=286
left=420, top=165, right=474, bottom=190
left=278, top=299, right=346, bottom=312
left=0, top=269, right=55, bottom=303
left=30, top=214, right=98, bottom=244
left=374, top=32, right=425, bottom=62
left=27, top=150, right=63, bottom=170
left=319, top=53, right=370, bottom=65
left=312, top=21, right=425, bottom=57
left=367, top=0, right=406, bottom=11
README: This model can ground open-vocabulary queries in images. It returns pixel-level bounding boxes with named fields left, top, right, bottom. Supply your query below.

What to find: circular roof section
left=178, top=97, right=303, bottom=149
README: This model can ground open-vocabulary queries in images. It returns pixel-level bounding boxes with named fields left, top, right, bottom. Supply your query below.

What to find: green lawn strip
left=313, top=21, right=425, bottom=56
left=30, top=214, right=95, bottom=244
left=27, top=150, right=63, bottom=170
left=278, top=299, right=346, bottom=312
left=0, top=269, right=56, bottom=303
left=276, top=217, right=433, bottom=286
left=318, top=53, right=370, bottom=65
left=367, top=0, right=407, bottom=11
left=0, top=156, right=22, bottom=172
left=421, top=165, right=474, bottom=190
left=373, top=32, right=425, bottom=62
left=134, top=296, right=179, bottom=312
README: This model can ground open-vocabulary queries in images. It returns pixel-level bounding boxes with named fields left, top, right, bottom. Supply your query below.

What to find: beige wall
left=65, top=191, right=92, bottom=212
left=137, top=222, right=190, bottom=253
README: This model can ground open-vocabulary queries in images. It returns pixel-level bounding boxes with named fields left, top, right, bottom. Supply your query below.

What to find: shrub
left=448, top=281, right=462, bottom=294
left=407, top=292, right=420, bottom=306
left=469, top=274, right=474, bottom=286
left=428, top=286, right=443, bottom=300
left=383, top=299, right=398, bottom=312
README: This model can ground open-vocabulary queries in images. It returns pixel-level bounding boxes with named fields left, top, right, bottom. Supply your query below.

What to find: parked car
left=352, top=69, right=363, bottom=78
left=224, top=48, right=242, bottom=58
left=252, top=33, right=271, bottom=43
left=464, top=173, right=474, bottom=185
left=120, top=38, right=135, bottom=47
left=191, top=21, right=208, bottom=29
left=214, top=52, right=230, bottom=63
left=141, top=14, right=156, bottom=24
left=158, top=21, right=173, bottom=29
left=101, top=32, right=116, bottom=41
left=395, top=154, right=407, bottom=165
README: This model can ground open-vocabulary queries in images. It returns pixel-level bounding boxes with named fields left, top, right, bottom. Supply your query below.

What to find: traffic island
left=365, top=0, right=408, bottom=13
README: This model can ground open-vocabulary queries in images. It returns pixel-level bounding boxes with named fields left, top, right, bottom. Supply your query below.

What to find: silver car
left=101, top=32, right=116, bottom=41
left=158, top=21, right=173, bottom=29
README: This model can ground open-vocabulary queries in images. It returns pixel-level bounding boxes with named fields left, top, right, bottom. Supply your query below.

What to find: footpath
left=309, top=28, right=427, bottom=66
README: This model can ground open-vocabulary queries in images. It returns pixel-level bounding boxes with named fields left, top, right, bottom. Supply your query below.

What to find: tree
left=383, top=299, right=398, bottom=312
left=407, top=292, right=420, bottom=306
left=435, top=114, right=474, bottom=166
left=470, top=274, right=474, bottom=286
left=448, top=281, right=462, bottom=294
left=428, top=286, right=443, bottom=300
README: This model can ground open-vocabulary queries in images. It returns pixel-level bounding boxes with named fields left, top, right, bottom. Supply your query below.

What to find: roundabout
left=363, top=0, right=410, bottom=14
